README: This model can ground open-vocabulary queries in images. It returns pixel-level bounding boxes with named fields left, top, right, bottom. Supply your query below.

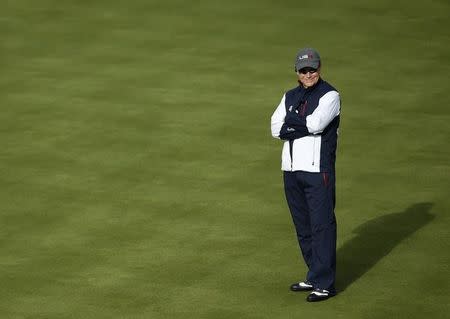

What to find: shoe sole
left=306, top=292, right=336, bottom=302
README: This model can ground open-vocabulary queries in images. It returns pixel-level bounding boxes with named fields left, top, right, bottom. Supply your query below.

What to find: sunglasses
left=297, top=67, right=318, bottom=74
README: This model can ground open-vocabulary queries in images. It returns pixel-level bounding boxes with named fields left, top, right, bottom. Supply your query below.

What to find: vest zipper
left=289, top=140, right=294, bottom=171
left=312, top=136, right=316, bottom=166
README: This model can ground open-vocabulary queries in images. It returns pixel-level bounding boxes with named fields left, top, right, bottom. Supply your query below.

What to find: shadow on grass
left=336, top=202, right=434, bottom=291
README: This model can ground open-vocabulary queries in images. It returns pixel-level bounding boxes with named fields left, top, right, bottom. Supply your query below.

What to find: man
left=270, top=48, right=341, bottom=302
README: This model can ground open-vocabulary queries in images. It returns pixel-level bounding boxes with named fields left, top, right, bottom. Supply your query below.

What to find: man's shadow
left=336, top=202, right=434, bottom=291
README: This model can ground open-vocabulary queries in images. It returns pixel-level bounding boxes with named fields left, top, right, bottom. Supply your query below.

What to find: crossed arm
left=270, top=91, right=341, bottom=140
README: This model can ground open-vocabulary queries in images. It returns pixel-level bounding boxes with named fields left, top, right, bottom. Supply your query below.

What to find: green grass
left=1, top=0, right=449, bottom=318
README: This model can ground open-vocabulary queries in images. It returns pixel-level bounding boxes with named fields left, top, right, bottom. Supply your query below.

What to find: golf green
left=1, top=0, right=449, bottom=318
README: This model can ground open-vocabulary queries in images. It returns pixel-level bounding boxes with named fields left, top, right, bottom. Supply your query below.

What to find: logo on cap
left=298, top=54, right=315, bottom=60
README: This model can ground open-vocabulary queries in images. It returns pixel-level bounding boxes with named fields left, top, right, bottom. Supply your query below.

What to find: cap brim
left=296, top=61, right=320, bottom=70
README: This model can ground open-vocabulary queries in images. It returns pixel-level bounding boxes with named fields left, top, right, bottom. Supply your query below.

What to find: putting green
left=1, top=0, right=449, bottom=318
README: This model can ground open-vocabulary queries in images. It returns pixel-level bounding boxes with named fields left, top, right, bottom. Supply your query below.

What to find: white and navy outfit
left=271, top=78, right=341, bottom=292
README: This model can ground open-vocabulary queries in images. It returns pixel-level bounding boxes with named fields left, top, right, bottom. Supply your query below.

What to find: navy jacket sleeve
left=279, top=106, right=310, bottom=140
left=279, top=123, right=309, bottom=140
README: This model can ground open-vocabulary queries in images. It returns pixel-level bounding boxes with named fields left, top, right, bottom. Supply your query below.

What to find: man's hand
left=285, top=110, right=307, bottom=130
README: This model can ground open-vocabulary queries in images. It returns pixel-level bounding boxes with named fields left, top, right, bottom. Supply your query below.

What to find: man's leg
left=283, top=171, right=313, bottom=270
left=302, top=171, right=337, bottom=292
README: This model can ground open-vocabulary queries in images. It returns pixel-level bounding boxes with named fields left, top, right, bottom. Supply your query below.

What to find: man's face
left=297, top=67, right=320, bottom=88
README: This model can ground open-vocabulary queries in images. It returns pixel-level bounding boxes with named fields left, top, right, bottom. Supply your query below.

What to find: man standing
left=270, top=48, right=341, bottom=302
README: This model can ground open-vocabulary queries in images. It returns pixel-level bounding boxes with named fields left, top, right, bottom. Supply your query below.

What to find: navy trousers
left=283, top=171, right=337, bottom=291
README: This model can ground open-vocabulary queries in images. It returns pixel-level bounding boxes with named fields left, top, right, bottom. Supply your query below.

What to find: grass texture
left=1, top=0, right=449, bottom=318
